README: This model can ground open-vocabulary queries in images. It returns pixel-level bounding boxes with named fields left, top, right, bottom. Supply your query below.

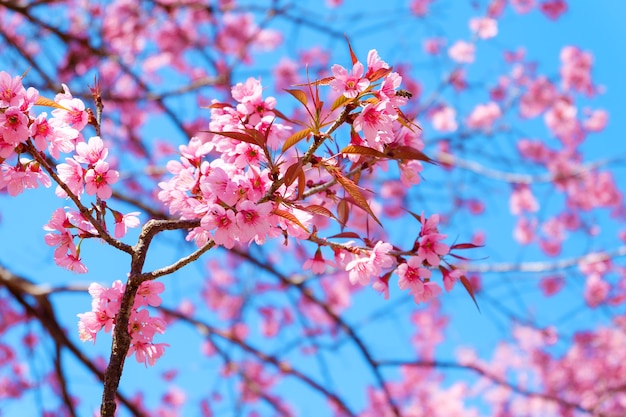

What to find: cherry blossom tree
left=1, top=0, right=626, bottom=416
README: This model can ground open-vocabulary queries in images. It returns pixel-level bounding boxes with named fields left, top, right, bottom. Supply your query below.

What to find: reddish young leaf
left=203, top=102, right=232, bottom=109
left=367, top=67, right=392, bottom=82
left=206, top=130, right=262, bottom=147
left=330, top=168, right=382, bottom=226
left=459, top=274, right=481, bottom=312
left=35, top=96, right=69, bottom=111
left=345, top=35, right=359, bottom=65
left=283, top=162, right=303, bottom=188
left=450, top=243, right=483, bottom=250
left=328, top=231, right=361, bottom=239
left=299, top=204, right=337, bottom=220
left=387, top=145, right=437, bottom=164
left=341, top=144, right=388, bottom=159
left=273, top=209, right=310, bottom=234
left=285, top=88, right=308, bottom=107
left=331, top=93, right=352, bottom=111
left=337, top=198, right=350, bottom=229
left=282, top=127, right=312, bottom=153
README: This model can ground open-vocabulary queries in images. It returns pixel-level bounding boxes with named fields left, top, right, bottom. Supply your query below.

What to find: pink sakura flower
left=431, top=106, right=458, bottom=132
left=29, top=113, right=78, bottom=156
left=466, top=102, right=501, bottom=131
left=413, top=281, right=442, bottom=304
left=77, top=311, right=104, bottom=342
left=423, top=37, right=445, bottom=55
left=231, top=77, right=263, bottom=106
left=519, top=76, right=558, bottom=118
left=583, top=109, right=608, bottom=132
left=353, top=100, right=396, bottom=149
left=0, top=106, right=29, bottom=145
left=113, top=210, right=141, bottom=238
left=410, top=0, right=433, bottom=16
left=365, top=49, right=389, bottom=78
left=448, top=40, right=475, bottom=64
left=201, top=204, right=238, bottom=248
left=418, top=233, right=449, bottom=267
left=397, top=256, right=431, bottom=294
left=560, top=46, right=594, bottom=95
left=514, top=217, right=536, bottom=244
left=56, top=158, right=85, bottom=198
left=0, top=71, right=26, bottom=107
left=52, top=85, right=89, bottom=131
left=443, top=268, right=464, bottom=292
left=128, top=341, right=169, bottom=367
left=74, top=136, right=108, bottom=165
left=540, top=0, right=567, bottom=20
left=372, top=276, right=390, bottom=299
left=44, top=207, right=75, bottom=249
left=0, top=159, right=51, bottom=196
left=400, top=160, right=423, bottom=187
left=273, top=58, right=300, bottom=91
left=469, top=17, right=498, bottom=39
left=135, top=281, right=165, bottom=308
left=370, top=241, right=394, bottom=270
left=510, top=184, right=539, bottom=215
left=379, top=72, right=407, bottom=106
left=235, top=200, right=273, bottom=243
left=539, top=275, right=565, bottom=296
left=303, top=248, right=332, bottom=274
left=56, top=253, right=88, bottom=274
left=345, top=254, right=378, bottom=286
left=84, top=160, right=119, bottom=199
left=330, top=62, right=370, bottom=99
left=584, top=274, right=609, bottom=308
left=511, top=0, right=535, bottom=14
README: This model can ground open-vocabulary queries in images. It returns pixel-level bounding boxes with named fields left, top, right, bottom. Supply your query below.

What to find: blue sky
left=2, top=1, right=626, bottom=416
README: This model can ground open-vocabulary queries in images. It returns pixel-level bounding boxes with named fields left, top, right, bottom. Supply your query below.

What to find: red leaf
left=345, top=35, right=359, bottom=65
left=285, top=88, right=308, bottom=107
left=337, top=199, right=349, bottom=229
left=331, top=94, right=352, bottom=111
left=367, top=67, right=392, bottom=82
left=283, top=162, right=303, bottom=188
left=451, top=243, right=483, bottom=250
left=460, top=274, right=481, bottom=312
left=273, top=209, right=310, bottom=234
left=35, top=96, right=69, bottom=111
left=299, top=204, right=336, bottom=220
left=330, top=168, right=382, bottom=226
left=341, top=144, right=389, bottom=159
left=205, top=130, right=262, bottom=147
left=328, top=231, right=361, bottom=239
left=387, top=145, right=437, bottom=164
left=282, top=127, right=312, bottom=153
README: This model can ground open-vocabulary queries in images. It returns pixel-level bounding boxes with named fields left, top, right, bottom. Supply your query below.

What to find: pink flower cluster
left=43, top=207, right=96, bottom=273
left=0, top=74, right=92, bottom=196
left=158, top=77, right=309, bottom=248
left=397, top=214, right=451, bottom=303
left=55, top=135, right=120, bottom=200
left=331, top=50, right=412, bottom=151
left=78, top=280, right=168, bottom=366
